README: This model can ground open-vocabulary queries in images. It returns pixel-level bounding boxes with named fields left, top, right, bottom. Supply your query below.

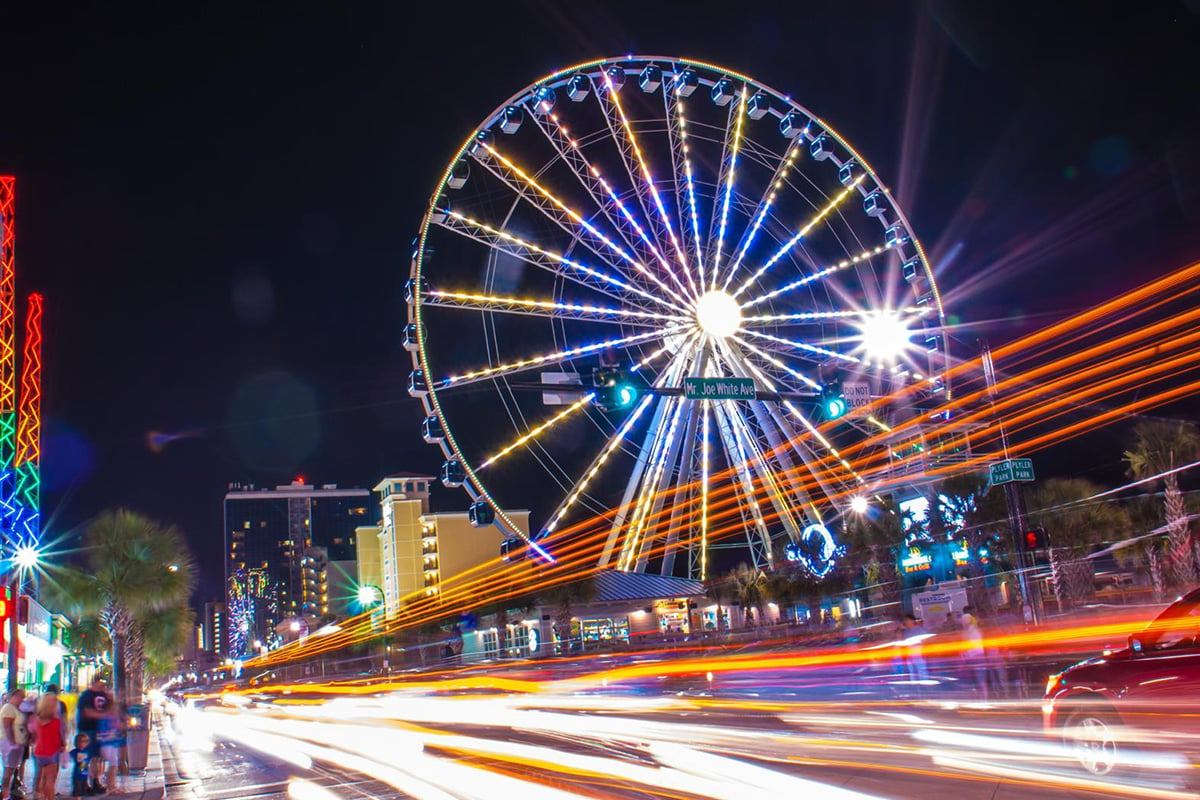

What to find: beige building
left=358, top=474, right=531, bottom=617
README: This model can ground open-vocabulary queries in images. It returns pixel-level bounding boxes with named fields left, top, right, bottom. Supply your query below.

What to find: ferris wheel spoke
left=781, top=398, right=867, bottom=486
left=595, top=74, right=697, bottom=297
left=527, top=103, right=678, bottom=291
left=422, top=289, right=690, bottom=327
left=661, top=76, right=706, bottom=280
left=436, top=211, right=688, bottom=315
left=435, top=324, right=686, bottom=390
left=706, top=85, right=748, bottom=288
left=541, top=394, right=656, bottom=541
left=719, top=138, right=806, bottom=292
left=732, top=174, right=868, bottom=299
left=473, top=142, right=695, bottom=309
left=740, top=241, right=897, bottom=310
left=478, top=393, right=595, bottom=470
left=739, top=327, right=861, bottom=366
left=729, top=335, right=822, bottom=391
left=743, top=308, right=914, bottom=325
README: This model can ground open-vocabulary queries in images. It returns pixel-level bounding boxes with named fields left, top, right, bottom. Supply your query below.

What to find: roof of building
left=592, top=570, right=705, bottom=603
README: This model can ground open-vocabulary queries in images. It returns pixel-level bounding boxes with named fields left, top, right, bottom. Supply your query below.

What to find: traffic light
left=594, top=367, right=637, bottom=411
left=1022, top=528, right=1048, bottom=551
left=821, top=382, right=846, bottom=420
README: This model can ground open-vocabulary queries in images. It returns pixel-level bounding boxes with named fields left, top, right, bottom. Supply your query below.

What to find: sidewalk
left=47, top=724, right=165, bottom=800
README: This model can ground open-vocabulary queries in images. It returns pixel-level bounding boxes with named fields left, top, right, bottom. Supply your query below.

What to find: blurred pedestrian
left=75, top=679, right=107, bottom=795
left=902, top=615, right=930, bottom=684
left=95, top=691, right=121, bottom=795
left=960, top=607, right=989, bottom=701
left=1, top=688, right=29, bottom=799
left=29, top=693, right=64, bottom=800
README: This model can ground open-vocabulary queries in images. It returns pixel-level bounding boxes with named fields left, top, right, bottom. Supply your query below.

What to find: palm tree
left=842, top=496, right=907, bottom=613
left=704, top=572, right=733, bottom=632
left=47, top=509, right=195, bottom=705
left=728, top=565, right=766, bottom=627
left=1028, top=478, right=1129, bottom=610
left=537, top=577, right=596, bottom=654
left=1125, top=419, right=1200, bottom=589
left=935, top=472, right=1010, bottom=612
left=1121, top=494, right=1169, bottom=599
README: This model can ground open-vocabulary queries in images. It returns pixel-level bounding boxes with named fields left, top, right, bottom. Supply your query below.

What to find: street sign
left=683, top=377, right=755, bottom=400
left=988, top=458, right=1035, bottom=486
left=843, top=380, right=872, bottom=410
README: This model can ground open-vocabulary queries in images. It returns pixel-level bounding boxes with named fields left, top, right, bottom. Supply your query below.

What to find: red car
left=1043, top=587, right=1200, bottom=777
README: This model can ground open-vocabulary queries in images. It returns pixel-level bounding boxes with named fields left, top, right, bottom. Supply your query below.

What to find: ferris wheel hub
left=695, top=290, right=742, bottom=339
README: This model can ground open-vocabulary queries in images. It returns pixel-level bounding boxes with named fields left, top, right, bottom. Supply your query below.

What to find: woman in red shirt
left=29, top=694, right=64, bottom=800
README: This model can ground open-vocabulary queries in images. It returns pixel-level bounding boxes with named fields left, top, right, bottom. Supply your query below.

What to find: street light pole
left=5, top=575, right=17, bottom=693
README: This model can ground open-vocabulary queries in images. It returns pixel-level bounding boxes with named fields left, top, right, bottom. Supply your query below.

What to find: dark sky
left=3, top=2, right=1198, bottom=603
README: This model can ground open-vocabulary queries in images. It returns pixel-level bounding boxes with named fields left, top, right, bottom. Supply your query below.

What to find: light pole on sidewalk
left=5, top=543, right=41, bottom=692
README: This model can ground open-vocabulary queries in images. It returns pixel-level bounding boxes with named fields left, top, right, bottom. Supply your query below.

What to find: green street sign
left=683, top=377, right=755, bottom=400
left=988, top=458, right=1035, bottom=486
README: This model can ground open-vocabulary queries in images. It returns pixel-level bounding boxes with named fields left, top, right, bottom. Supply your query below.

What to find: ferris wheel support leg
left=711, top=400, right=774, bottom=572
left=596, top=393, right=674, bottom=570
left=638, top=399, right=701, bottom=575
left=620, top=396, right=687, bottom=572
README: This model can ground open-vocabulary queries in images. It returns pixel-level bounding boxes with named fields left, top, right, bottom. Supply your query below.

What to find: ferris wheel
left=406, top=57, right=949, bottom=580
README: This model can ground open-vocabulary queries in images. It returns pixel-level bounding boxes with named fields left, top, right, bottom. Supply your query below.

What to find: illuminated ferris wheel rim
left=407, top=55, right=950, bottom=576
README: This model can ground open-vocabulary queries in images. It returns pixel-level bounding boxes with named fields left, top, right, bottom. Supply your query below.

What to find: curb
left=139, top=724, right=166, bottom=800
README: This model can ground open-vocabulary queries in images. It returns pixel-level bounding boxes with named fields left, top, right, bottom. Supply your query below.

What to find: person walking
left=960, top=608, right=989, bottom=701
left=1, top=689, right=29, bottom=800
left=28, top=694, right=64, bottom=800
left=74, top=680, right=107, bottom=795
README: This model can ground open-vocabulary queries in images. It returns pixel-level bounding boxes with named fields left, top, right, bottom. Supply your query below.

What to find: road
left=163, top=660, right=1197, bottom=800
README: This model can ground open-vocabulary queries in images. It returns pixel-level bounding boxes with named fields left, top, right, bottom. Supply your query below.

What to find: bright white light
left=858, top=311, right=911, bottom=361
left=695, top=290, right=742, bottom=338
left=849, top=496, right=869, bottom=514
left=13, top=544, right=40, bottom=571
left=357, top=585, right=382, bottom=607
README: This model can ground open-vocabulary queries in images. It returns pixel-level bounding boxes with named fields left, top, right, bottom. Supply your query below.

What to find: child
left=30, top=694, right=64, bottom=800
left=69, top=734, right=90, bottom=799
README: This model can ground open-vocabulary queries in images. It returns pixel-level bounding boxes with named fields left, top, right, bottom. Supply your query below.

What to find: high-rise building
left=361, top=474, right=529, bottom=617
left=201, top=600, right=226, bottom=657
left=224, top=479, right=372, bottom=659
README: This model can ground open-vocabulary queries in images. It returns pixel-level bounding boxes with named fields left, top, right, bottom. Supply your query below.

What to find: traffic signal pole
left=1004, top=481, right=1042, bottom=625
left=983, top=342, right=1042, bottom=626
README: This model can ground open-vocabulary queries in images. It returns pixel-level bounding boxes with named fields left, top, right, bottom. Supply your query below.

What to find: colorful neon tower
left=0, top=178, right=44, bottom=551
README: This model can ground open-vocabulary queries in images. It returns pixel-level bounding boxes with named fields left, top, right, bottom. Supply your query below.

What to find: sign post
left=842, top=380, right=872, bottom=411
left=683, top=377, right=755, bottom=401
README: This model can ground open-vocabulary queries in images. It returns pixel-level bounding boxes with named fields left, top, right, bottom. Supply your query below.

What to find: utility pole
left=982, top=343, right=1041, bottom=625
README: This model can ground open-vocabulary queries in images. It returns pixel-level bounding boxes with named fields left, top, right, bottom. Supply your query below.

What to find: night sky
left=3, top=2, right=1198, bottom=604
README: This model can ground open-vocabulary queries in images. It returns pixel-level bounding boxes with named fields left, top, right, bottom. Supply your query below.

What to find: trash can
left=125, top=705, right=149, bottom=772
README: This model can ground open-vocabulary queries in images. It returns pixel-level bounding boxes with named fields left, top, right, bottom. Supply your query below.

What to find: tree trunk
left=1164, top=474, right=1197, bottom=587
left=112, top=632, right=127, bottom=706
left=1064, top=558, right=1095, bottom=605
left=125, top=625, right=146, bottom=705
left=1148, top=542, right=1167, bottom=601
left=1048, top=548, right=1070, bottom=611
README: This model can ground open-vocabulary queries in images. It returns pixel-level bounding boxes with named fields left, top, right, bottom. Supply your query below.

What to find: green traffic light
left=824, top=396, right=846, bottom=419
left=617, top=385, right=637, bottom=407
